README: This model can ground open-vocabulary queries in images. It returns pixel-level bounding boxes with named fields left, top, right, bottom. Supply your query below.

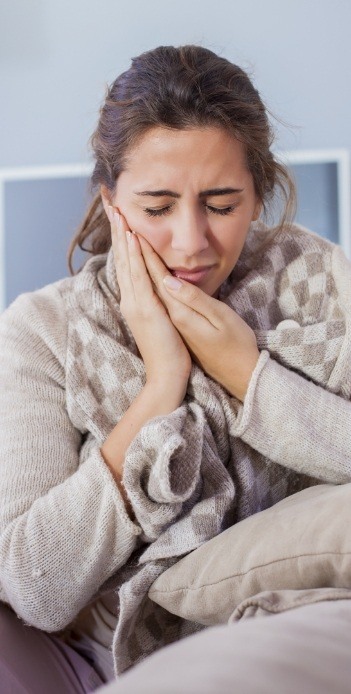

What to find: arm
left=232, top=243, right=351, bottom=483
left=0, top=207, right=195, bottom=632
left=97, top=209, right=202, bottom=541
left=0, top=289, right=142, bottom=632
left=231, top=351, right=351, bottom=484
left=100, top=381, right=189, bottom=518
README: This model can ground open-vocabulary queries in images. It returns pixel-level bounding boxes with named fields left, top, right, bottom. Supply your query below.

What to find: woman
left=0, top=44, right=350, bottom=692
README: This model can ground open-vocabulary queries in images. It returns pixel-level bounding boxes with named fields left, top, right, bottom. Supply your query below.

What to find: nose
left=171, top=209, right=210, bottom=256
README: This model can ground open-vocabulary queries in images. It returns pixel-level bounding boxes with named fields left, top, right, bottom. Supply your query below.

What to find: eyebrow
left=134, top=187, right=244, bottom=198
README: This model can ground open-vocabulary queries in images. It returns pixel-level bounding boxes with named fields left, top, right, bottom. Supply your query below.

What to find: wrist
left=100, top=379, right=186, bottom=517
left=144, top=377, right=188, bottom=411
left=224, top=349, right=260, bottom=402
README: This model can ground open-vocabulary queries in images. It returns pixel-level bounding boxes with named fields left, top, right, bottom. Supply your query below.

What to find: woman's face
left=107, top=126, right=261, bottom=297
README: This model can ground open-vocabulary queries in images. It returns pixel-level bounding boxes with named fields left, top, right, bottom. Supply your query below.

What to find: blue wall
left=1, top=0, right=350, bottom=168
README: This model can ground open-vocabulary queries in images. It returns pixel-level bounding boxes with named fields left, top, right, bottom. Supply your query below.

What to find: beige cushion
left=149, top=483, right=351, bottom=625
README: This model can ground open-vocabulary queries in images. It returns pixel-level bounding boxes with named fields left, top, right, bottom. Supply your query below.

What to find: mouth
left=169, top=265, right=215, bottom=285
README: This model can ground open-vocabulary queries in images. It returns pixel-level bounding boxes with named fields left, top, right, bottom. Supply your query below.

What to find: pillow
left=149, top=483, right=351, bottom=626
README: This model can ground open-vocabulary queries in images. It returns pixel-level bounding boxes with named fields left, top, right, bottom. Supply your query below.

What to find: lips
left=169, top=265, right=215, bottom=284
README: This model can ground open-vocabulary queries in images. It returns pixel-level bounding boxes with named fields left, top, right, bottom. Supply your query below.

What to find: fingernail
left=126, top=231, right=133, bottom=244
left=163, top=274, right=182, bottom=290
left=114, top=210, right=120, bottom=226
left=107, top=205, right=114, bottom=223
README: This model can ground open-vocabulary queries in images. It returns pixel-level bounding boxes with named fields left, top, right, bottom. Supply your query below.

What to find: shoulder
left=259, top=222, right=336, bottom=263
left=271, top=222, right=337, bottom=262
left=242, top=221, right=343, bottom=280
left=228, top=222, right=350, bottom=328
left=264, top=223, right=351, bottom=296
left=0, top=281, right=69, bottom=384
left=233, top=222, right=336, bottom=283
left=0, top=252, right=109, bottom=348
left=262, top=224, right=349, bottom=315
left=0, top=252, right=112, bottom=383
left=0, top=254, right=104, bottom=373
left=232, top=222, right=339, bottom=289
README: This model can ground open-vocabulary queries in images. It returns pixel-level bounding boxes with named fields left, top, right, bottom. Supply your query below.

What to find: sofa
left=99, top=482, right=351, bottom=693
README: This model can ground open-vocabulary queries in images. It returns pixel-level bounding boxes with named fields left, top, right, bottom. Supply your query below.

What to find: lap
left=0, top=601, right=104, bottom=694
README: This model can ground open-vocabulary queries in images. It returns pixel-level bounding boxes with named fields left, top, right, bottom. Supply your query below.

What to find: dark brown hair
left=67, top=44, right=296, bottom=275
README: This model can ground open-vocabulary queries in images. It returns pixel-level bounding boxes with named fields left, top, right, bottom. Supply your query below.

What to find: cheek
left=132, top=218, right=170, bottom=255
left=220, top=224, right=249, bottom=262
left=118, top=207, right=165, bottom=251
left=137, top=227, right=166, bottom=255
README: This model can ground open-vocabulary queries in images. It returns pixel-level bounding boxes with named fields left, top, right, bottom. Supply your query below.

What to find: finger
left=127, top=231, right=161, bottom=302
left=162, top=273, right=222, bottom=328
left=136, top=234, right=174, bottom=302
left=137, top=234, right=168, bottom=277
left=136, top=234, right=218, bottom=329
left=109, top=211, right=162, bottom=307
left=136, top=234, right=217, bottom=333
left=109, top=207, right=134, bottom=298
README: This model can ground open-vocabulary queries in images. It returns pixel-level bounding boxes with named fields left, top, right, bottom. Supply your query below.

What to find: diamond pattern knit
left=57, top=222, right=350, bottom=674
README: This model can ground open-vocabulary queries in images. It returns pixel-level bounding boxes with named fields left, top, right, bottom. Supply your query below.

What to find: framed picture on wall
left=0, top=163, right=92, bottom=312
left=0, top=149, right=350, bottom=312
left=278, top=148, right=351, bottom=257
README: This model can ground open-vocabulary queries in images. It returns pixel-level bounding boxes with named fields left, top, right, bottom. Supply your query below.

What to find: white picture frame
left=278, top=148, right=351, bottom=259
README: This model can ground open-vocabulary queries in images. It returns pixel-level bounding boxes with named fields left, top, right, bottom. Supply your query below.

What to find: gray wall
left=0, top=0, right=350, bottom=309
left=1, top=0, right=351, bottom=168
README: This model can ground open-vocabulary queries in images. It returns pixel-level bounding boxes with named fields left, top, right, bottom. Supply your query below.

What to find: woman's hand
left=138, top=234, right=260, bottom=402
left=109, top=209, right=192, bottom=404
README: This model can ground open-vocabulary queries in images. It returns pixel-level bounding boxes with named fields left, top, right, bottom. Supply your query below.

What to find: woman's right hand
left=109, top=208, right=192, bottom=406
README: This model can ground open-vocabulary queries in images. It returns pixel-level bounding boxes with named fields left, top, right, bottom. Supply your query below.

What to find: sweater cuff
left=87, top=447, right=142, bottom=539
left=230, top=350, right=270, bottom=438
left=121, top=404, right=206, bottom=542
left=228, top=351, right=351, bottom=484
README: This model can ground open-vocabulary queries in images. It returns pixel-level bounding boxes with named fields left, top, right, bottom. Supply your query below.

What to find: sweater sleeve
left=231, top=351, right=351, bottom=484
left=0, top=287, right=141, bottom=632
left=230, top=245, right=351, bottom=484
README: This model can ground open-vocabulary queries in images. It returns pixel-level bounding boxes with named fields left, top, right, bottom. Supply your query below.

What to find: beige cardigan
left=0, top=223, right=350, bottom=673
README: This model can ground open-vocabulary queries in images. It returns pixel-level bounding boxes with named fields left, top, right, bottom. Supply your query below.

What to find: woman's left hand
left=137, top=234, right=260, bottom=402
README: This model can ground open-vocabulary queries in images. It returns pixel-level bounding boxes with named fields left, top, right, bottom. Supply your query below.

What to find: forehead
left=122, top=126, right=249, bottom=185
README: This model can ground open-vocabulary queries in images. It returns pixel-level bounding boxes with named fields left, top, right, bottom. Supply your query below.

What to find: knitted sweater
left=0, top=222, right=350, bottom=676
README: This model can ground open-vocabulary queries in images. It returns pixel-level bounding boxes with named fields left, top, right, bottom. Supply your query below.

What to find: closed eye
left=143, top=206, right=173, bottom=217
left=143, top=204, right=238, bottom=218
left=206, top=204, right=238, bottom=216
